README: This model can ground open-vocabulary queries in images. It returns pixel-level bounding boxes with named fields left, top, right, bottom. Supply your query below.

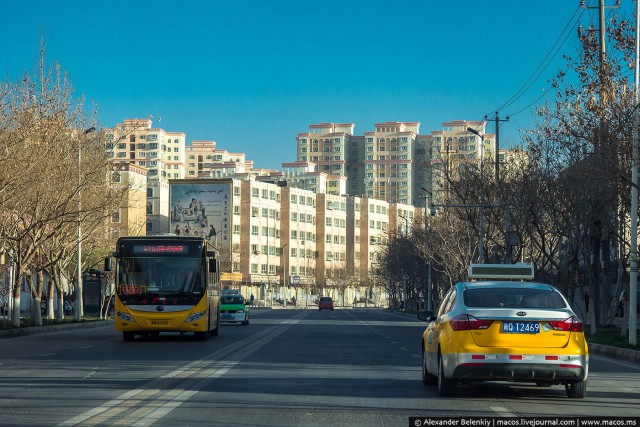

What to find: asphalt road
left=0, top=308, right=638, bottom=426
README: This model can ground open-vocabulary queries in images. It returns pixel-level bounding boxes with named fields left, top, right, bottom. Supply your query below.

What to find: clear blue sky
left=0, top=0, right=627, bottom=170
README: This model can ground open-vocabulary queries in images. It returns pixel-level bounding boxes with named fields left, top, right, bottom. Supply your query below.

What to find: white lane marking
left=59, top=311, right=309, bottom=426
left=80, top=345, right=95, bottom=349
left=399, top=347, right=408, bottom=351
left=38, top=353, right=56, bottom=357
left=490, top=406, right=516, bottom=417
left=411, top=354, right=421, bottom=358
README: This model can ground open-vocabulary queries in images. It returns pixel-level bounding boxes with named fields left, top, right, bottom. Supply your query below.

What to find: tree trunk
left=11, top=263, right=22, bottom=327
left=47, top=271, right=55, bottom=320
left=32, top=273, right=43, bottom=326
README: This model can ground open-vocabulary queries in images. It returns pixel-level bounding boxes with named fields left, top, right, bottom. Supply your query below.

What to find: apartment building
left=105, top=118, right=186, bottom=234
left=238, top=179, right=285, bottom=301
left=108, top=163, right=148, bottom=239
left=281, top=186, right=319, bottom=295
left=294, top=120, right=500, bottom=208
left=210, top=177, right=391, bottom=305
left=185, top=140, right=249, bottom=179
left=296, top=123, right=354, bottom=175
left=428, top=120, right=495, bottom=204
left=101, top=116, right=508, bottom=306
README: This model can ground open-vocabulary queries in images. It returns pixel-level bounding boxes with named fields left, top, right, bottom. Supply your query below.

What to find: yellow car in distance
left=418, top=265, right=588, bottom=398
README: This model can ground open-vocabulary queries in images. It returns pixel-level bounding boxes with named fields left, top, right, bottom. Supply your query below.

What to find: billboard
left=169, top=180, right=232, bottom=255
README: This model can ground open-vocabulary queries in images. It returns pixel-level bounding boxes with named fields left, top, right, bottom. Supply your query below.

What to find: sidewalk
left=0, top=320, right=113, bottom=339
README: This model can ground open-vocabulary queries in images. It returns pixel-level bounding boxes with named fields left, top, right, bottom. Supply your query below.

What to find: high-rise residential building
left=294, top=120, right=498, bottom=208
left=296, top=121, right=423, bottom=205
left=105, top=118, right=186, bottom=234
left=295, top=123, right=361, bottom=196
left=426, top=120, right=495, bottom=205
left=363, top=121, right=420, bottom=206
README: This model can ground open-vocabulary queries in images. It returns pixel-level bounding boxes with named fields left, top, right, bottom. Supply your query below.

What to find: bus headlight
left=117, top=311, right=134, bottom=322
left=185, top=311, right=205, bottom=323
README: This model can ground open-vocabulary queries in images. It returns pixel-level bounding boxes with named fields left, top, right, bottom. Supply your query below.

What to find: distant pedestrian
left=250, top=294, right=254, bottom=305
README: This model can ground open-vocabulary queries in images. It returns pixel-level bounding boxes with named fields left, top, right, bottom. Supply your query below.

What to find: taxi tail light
left=548, top=316, right=583, bottom=332
left=449, top=314, right=493, bottom=331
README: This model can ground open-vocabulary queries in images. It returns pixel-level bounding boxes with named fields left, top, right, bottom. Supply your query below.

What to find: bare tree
left=0, top=48, right=126, bottom=326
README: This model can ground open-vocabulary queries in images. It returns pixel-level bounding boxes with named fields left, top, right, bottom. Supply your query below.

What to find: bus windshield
left=116, top=256, right=205, bottom=305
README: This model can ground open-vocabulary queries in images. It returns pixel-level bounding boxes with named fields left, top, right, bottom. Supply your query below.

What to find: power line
left=489, top=5, right=584, bottom=116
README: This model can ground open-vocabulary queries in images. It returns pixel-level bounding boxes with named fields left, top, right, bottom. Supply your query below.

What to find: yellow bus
left=105, top=235, right=221, bottom=341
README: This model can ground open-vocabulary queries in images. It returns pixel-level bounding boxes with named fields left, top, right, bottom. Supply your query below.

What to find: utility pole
left=491, top=112, right=509, bottom=185
left=629, top=0, right=639, bottom=346
left=580, top=0, right=619, bottom=329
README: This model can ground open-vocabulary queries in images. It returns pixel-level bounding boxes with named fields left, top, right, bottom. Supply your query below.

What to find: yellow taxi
left=418, top=263, right=588, bottom=397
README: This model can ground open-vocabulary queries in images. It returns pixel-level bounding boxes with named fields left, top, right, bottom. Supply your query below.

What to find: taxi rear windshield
left=464, top=288, right=566, bottom=309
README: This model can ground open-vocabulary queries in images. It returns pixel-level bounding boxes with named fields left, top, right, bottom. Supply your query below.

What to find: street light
left=76, top=126, right=95, bottom=321
left=420, top=187, right=433, bottom=311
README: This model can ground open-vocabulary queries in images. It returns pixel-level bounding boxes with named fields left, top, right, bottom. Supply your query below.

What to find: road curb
left=588, top=342, right=640, bottom=364
left=0, top=320, right=113, bottom=339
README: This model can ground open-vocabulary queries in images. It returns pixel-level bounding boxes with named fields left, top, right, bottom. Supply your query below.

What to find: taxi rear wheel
left=422, top=351, right=436, bottom=385
left=437, top=355, right=457, bottom=396
left=565, top=380, right=587, bottom=398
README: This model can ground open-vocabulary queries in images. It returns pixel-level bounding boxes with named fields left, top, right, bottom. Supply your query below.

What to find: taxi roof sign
left=468, top=263, right=534, bottom=280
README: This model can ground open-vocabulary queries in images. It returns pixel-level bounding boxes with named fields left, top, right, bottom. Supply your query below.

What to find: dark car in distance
left=318, top=297, right=334, bottom=311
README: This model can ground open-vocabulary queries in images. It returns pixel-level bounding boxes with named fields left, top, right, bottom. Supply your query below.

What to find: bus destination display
left=133, top=245, right=188, bottom=254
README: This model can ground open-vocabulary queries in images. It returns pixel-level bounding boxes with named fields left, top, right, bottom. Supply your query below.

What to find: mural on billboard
left=169, top=181, right=231, bottom=252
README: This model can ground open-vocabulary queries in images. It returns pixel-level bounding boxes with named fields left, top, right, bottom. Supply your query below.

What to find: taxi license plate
left=221, top=314, right=233, bottom=318
left=150, top=319, right=168, bottom=325
left=502, top=321, right=539, bottom=334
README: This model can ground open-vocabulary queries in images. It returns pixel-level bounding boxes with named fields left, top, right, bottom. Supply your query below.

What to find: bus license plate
left=150, top=319, right=168, bottom=325
left=502, top=321, right=539, bottom=334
